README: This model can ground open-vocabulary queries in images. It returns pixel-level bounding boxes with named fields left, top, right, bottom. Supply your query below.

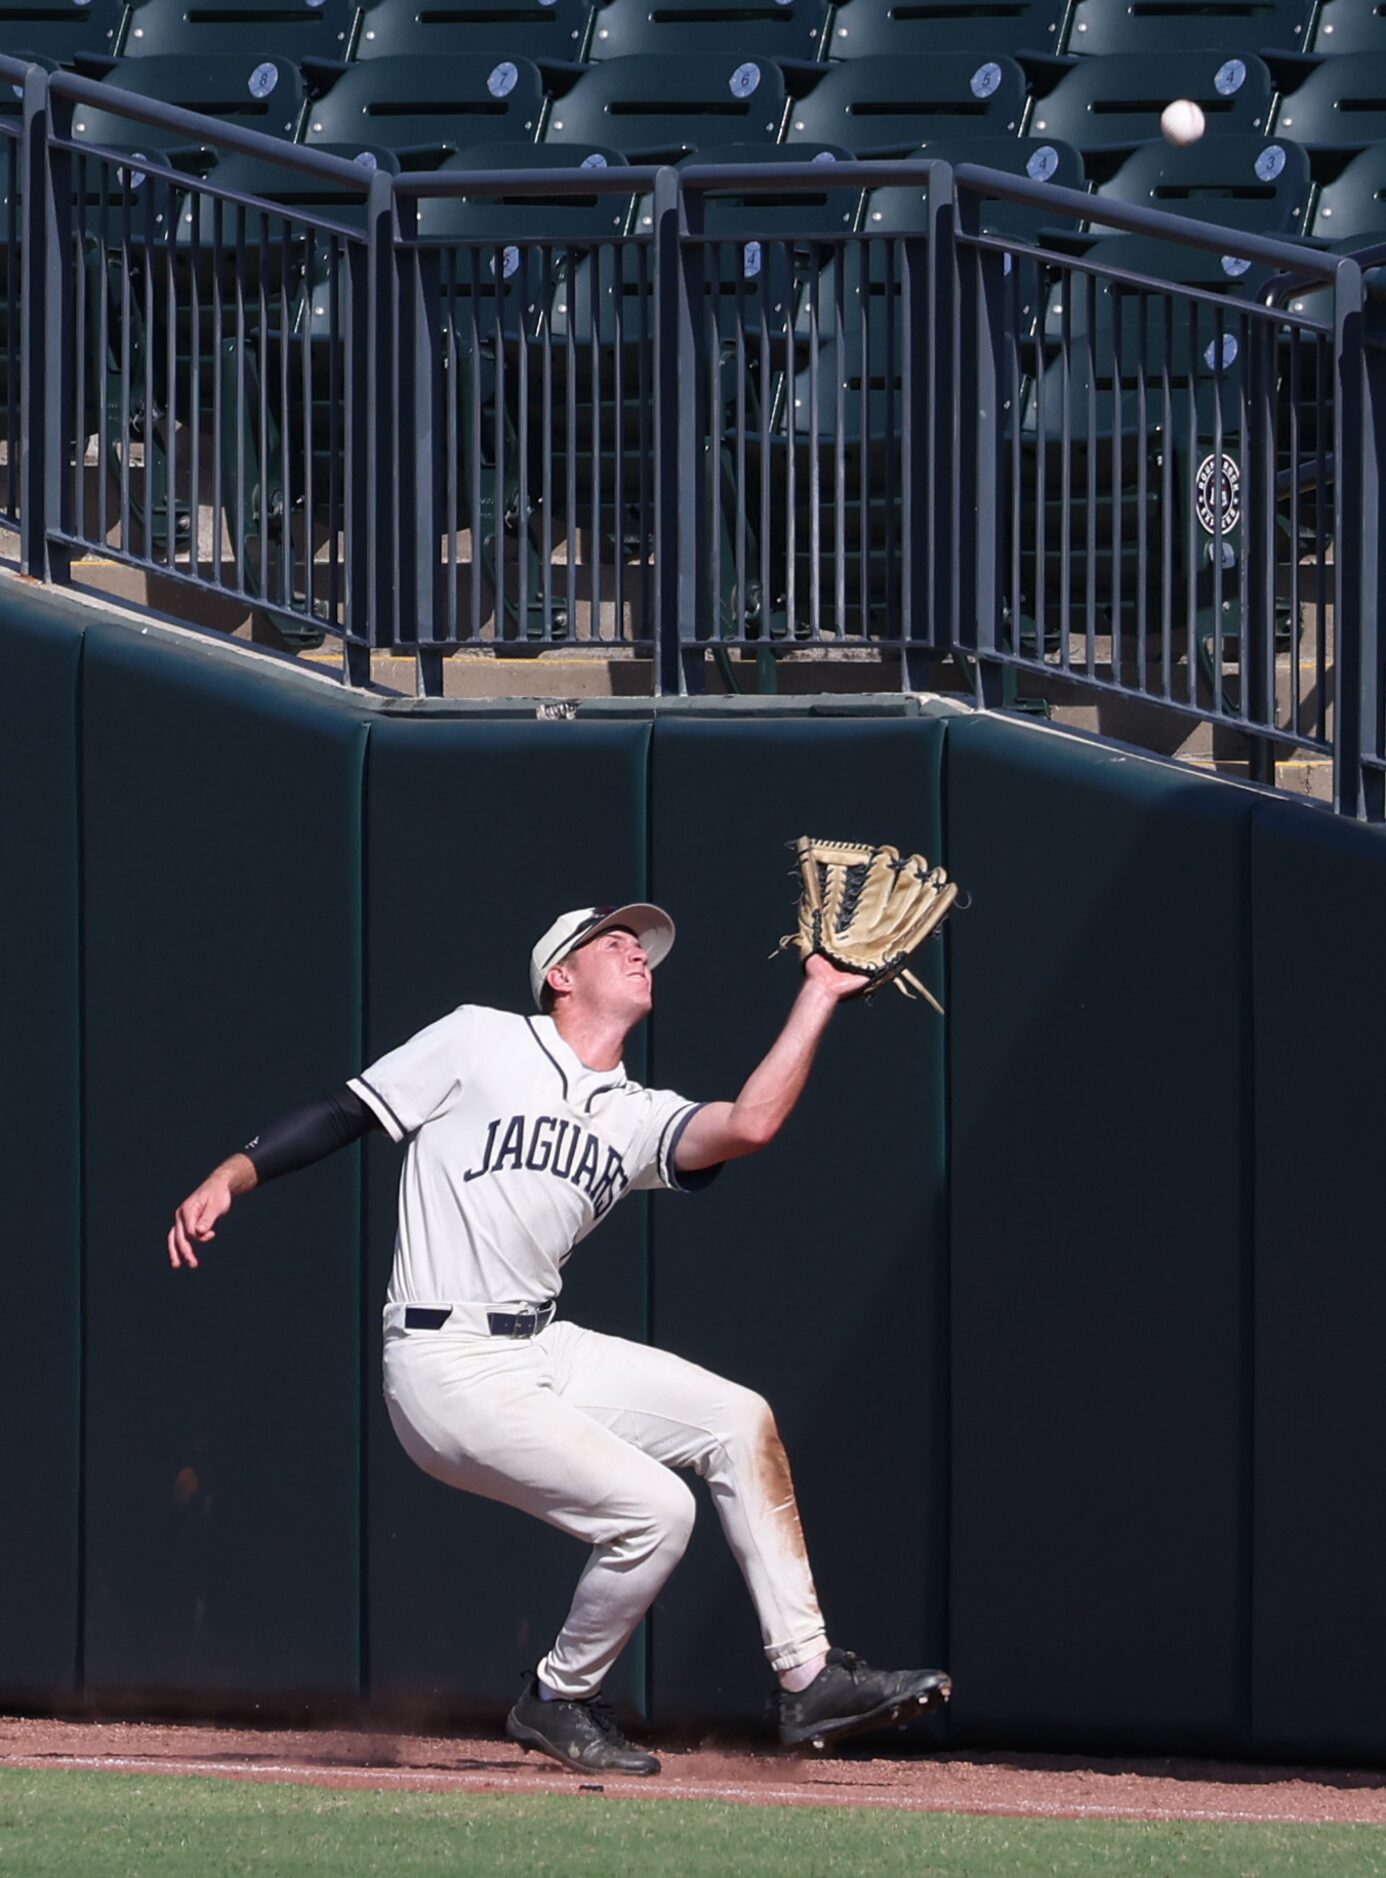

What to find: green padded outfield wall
left=361, top=719, right=654, bottom=1723
left=1250, top=803, right=1386, bottom=1763
left=12, top=594, right=1386, bottom=1765
left=0, top=588, right=85, bottom=1700
left=645, top=719, right=951, bottom=1731
left=80, top=629, right=370, bottom=1706
left=945, top=717, right=1255, bottom=1757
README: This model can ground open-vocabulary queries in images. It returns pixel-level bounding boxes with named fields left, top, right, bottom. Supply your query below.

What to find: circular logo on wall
left=1195, top=452, right=1241, bottom=535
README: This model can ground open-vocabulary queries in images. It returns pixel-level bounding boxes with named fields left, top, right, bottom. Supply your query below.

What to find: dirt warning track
left=3, top=1716, right=1386, bottom=1827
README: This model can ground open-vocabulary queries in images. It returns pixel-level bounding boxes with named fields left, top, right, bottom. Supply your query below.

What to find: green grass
left=0, top=1769, right=1384, bottom=1877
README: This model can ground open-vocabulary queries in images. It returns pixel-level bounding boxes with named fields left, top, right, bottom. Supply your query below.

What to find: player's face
left=560, top=926, right=654, bottom=1022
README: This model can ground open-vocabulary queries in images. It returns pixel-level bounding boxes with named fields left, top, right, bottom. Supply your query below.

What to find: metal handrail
left=3, top=63, right=1377, bottom=811
left=393, top=165, right=668, bottom=198
left=955, top=160, right=1342, bottom=278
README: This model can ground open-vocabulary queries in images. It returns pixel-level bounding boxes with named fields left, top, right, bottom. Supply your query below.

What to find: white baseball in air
left=1160, top=98, right=1206, bottom=145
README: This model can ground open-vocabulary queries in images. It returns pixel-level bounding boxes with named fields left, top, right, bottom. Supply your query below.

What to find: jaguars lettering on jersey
left=464, top=1115, right=630, bottom=1219
left=348, top=1005, right=715, bottom=1308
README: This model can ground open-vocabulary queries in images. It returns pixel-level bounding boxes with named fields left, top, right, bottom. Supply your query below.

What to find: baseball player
left=167, top=903, right=951, bottom=1776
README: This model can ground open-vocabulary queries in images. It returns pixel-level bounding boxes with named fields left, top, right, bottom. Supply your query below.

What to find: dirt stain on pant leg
left=757, top=1412, right=808, bottom=1565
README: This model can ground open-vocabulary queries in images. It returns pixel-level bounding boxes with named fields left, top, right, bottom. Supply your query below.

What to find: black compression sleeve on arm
left=242, top=1085, right=382, bottom=1185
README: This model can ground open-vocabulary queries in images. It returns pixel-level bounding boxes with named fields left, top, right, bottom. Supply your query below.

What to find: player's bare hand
left=802, top=953, right=870, bottom=1001
left=167, top=1168, right=240, bottom=1269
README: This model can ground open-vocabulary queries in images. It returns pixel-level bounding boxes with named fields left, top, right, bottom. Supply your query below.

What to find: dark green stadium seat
left=868, top=135, right=1087, bottom=241
left=354, top=0, right=593, bottom=62
left=1027, top=50, right=1274, bottom=177
left=0, top=0, right=123, bottom=64
left=1015, top=238, right=1291, bottom=702
left=474, top=140, right=857, bottom=647
left=762, top=239, right=928, bottom=644
left=419, top=140, right=634, bottom=243
left=1302, top=0, right=1386, bottom=53
left=1271, top=143, right=1386, bottom=325
left=542, top=54, right=788, bottom=157
left=62, top=56, right=310, bottom=557
left=69, top=53, right=307, bottom=149
left=664, top=144, right=862, bottom=652
left=1271, top=54, right=1386, bottom=159
left=785, top=52, right=1027, bottom=154
left=1304, top=137, right=1386, bottom=241
left=176, top=143, right=392, bottom=245
left=68, top=140, right=383, bottom=630
left=826, top=0, right=1065, bottom=61
left=1084, top=134, right=1311, bottom=238
left=587, top=0, right=829, bottom=62
left=674, top=139, right=862, bottom=239
left=1062, top=0, right=1313, bottom=54
left=304, top=55, right=545, bottom=162
left=165, top=146, right=389, bottom=637
left=121, top=0, right=355, bottom=61
left=715, top=144, right=1083, bottom=657
left=1269, top=159, right=1379, bottom=629
left=402, top=144, right=644, bottom=641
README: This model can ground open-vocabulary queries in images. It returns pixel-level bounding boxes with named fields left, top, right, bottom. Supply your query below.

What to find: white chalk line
left=0, top=1752, right=1371, bottom=1828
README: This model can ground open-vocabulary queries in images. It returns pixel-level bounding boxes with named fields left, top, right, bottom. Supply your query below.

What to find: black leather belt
left=487, top=1301, right=556, bottom=1338
left=403, top=1302, right=556, bottom=1339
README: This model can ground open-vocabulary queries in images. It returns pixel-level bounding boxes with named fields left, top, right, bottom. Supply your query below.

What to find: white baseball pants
left=382, top=1313, right=829, bottom=1699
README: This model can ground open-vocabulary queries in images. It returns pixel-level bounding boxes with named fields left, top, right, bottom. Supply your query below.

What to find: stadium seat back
left=174, top=143, right=394, bottom=246
left=785, top=52, right=1027, bottom=153
left=1089, top=133, right=1310, bottom=235
left=1039, top=236, right=1275, bottom=377
left=862, top=135, right=1086, bottom=242
left=543, top=54, right=788, bottom=156
left=354, top=0, right=593, bottom=60
left=1302, top=0, right=1386, bottom=53
left=587, top=0, right=829, bottom=61
left=406, top=149, right=633, bottom=350
left=0, top=0, right=123, bottom=64
left=1273, top=53, right=1386, bottom=155
left=664, top=143, right=861, bottom=348
left=304, top=54, right=545, bottom=157
left=121, top=0, right=355, bottom=61
left=827, top=0, right=1066, bottom=60
left=68, top=52, right=307, bottom=147
left=1307, top=139, right=1386, bottom=239
left=1029, top=50, right=1274, bottom=157
left=676, top=140, right=860, bottom=235
left=415, top=141, right=633, bottom=239
left=1063, top=0, right=1312, bottom=54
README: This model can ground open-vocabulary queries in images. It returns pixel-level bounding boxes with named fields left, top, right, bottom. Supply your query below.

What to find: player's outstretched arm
left=674, top=955, right=864, bottom=1171
left=167, top=1085, right=383, bottom=1271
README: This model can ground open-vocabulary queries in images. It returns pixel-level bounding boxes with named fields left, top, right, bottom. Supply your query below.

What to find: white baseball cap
left=529, top=903, right=676, bottom=1009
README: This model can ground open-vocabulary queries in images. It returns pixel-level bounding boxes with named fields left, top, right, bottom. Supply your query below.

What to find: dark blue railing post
left=900, top=158, right=951, bottom=691
left=17, top=63, right=44, bottom=575
left=1242, top=291, right=1280, bottom=784
left=1330, top=254, right=1383, bottom=818
left=394, top=185, right=444, bottom=696
left=952, top=173, right=1006, bottom=706
left=653, top=165, right=700, bottom=695
left=1337, top=268, right=1382, bottom=818
left=20, top=66, right=66, bottom=582
left=1360, top=345, right=1386, bottom=818
left=348, top=166, right=395, bottom=686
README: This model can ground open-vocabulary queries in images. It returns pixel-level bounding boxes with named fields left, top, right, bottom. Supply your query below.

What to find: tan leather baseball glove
left=779, top=836, right=959, bottom=1013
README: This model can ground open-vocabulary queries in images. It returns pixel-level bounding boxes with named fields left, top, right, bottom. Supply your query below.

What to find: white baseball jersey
left=349, top=1005, right=715, bottom=1308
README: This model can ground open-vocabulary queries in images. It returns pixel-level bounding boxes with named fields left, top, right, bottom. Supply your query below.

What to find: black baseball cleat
left=506, top=1674, right=661, bottom=1776
left=776, top=1649, right=952, bottom=1751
